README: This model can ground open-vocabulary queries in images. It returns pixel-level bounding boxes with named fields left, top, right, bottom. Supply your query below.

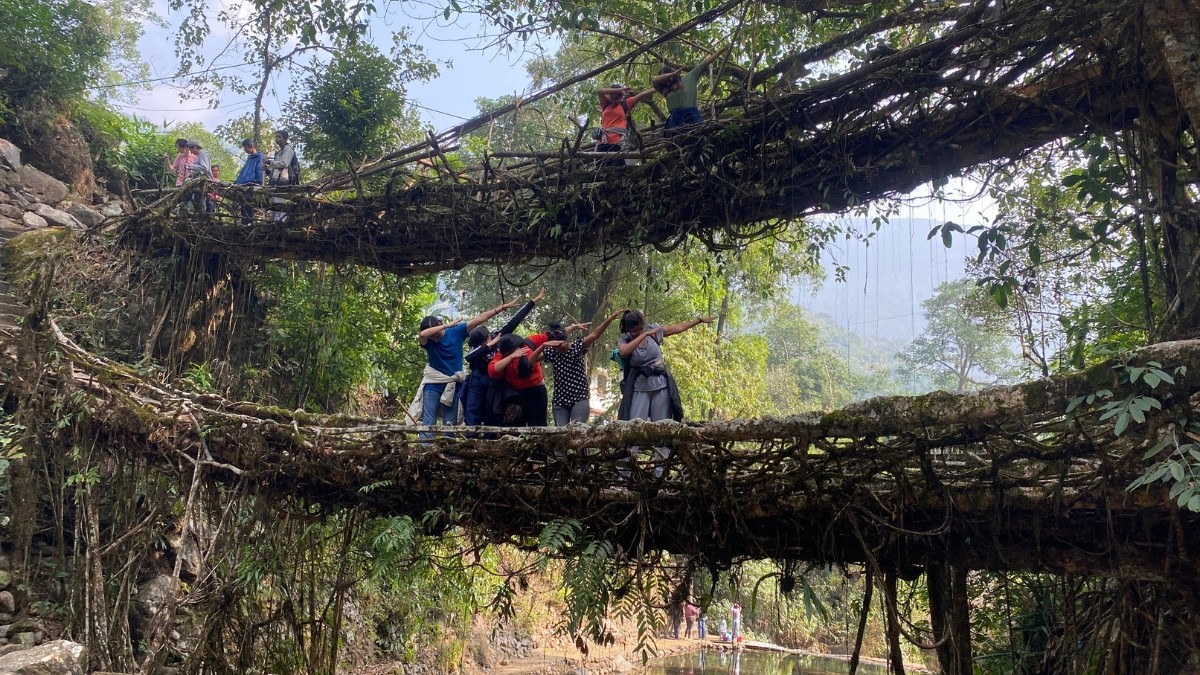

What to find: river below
left=646, top=649, right=890, bottom=675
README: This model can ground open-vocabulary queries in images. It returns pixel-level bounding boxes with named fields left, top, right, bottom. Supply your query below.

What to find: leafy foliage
left=0, top=0, right=109, bottom=115
left=287, top=44, right=420, bottom=170
left=71, top=101, right=176, bottom=189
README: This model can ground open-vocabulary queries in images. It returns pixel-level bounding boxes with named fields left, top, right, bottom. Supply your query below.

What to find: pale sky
left=112, top=1, right=545, bottom=132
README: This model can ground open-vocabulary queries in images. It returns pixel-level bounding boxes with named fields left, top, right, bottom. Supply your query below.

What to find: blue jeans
left=421, top=383, right=459, bottom=439
left=698, top=616, right=706, bottom=639
left=665, top=107, right=703, bottom=133
left=462, top=370, right=490, bottom=425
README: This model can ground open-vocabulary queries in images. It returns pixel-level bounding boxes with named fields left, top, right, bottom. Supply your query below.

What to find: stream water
left=645, top=649, right=891, bottom=675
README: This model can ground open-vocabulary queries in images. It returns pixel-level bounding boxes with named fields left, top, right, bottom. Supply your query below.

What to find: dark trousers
left=516, top=385, right=548, bottom=426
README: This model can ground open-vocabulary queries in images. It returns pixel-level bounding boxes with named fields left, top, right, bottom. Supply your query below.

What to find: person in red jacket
left=488, top=333, right=562, bottom=426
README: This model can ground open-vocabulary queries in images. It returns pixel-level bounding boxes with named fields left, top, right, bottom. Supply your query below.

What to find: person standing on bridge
left=234, top=139, right=264, bottom=225
left=616, top=311, right=713, bottom=471
left=463, top=289, right=544, bottom=425
left=412, top=298, right=521, bottom=432
left=537, top=309, right=622, bottom=425
left=184, top=140, right=214, bottom=213
left=266, top=130, right=297, bottom=221
left=488, top=333, right=562, bottom=426
left=595, top=83, right=654, bottom=166
left=163, top=138, right=192, bottom=188
left=652, top=45, right=730, bottom=134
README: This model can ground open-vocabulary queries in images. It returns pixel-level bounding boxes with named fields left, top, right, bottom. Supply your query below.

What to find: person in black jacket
left=462, top=289, right=544, bottom=425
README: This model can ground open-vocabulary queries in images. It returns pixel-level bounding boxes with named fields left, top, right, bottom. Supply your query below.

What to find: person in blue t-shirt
left=413, top=298, right=521, bottom=428
left=234, top=138, right=264, bottom=224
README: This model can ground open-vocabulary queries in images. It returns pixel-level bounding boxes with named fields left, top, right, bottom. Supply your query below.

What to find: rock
left=10, top=632, right=35, bottom=648
left=20, top=213, right=46, bottom=230
left=0, top=626, right=8, bottom=639
left=6, top=620, right=39, bottom=636
left=129, top=575, right=200, bottom=659
left=0, top=644, right=25, bottom=656
left=0, top=594, right=12, bottom=614
left=610, top=655, right=635, bottom=673
left=0, top=191, right=8, bottom=203
left=15, top=119, right=95, bottom=202
left=98, top=202, right=123, bottom=218
left=6, top=191, right=28, bottom=208
left=63, top=203, right=104, bottom=229
left=0, top=140, right=20, bottom=171
left=15, top=166, right=67, bottom=206
left=0, top=618, right=11, bottom=626
left=0, top=205, right=21, bottom=221
left=32, top=205, right=79, bottom=229
left=0, top=640, right=85, bottom=673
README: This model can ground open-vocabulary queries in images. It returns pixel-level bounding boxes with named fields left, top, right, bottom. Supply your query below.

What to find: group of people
left=163, top=130, right=299, bottom=220
left=594, top=46, right=730, bottom=163
left=409, top=291, right=714, bottom=433
left=669, top=601, right=743, bottom=648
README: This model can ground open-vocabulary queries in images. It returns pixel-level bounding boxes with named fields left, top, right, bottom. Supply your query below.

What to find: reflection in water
left=649, top=649, right=890, bottom=675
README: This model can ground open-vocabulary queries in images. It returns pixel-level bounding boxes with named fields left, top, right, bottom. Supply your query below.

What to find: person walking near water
left=730, top=603, right=742, bottom=649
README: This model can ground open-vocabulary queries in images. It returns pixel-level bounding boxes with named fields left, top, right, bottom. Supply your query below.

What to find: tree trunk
left=1144, top=0, right=1200, bottom=339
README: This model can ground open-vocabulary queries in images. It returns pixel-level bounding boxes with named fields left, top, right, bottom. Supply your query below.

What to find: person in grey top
left=616, top=309, right=714, bottom=422
left=267, top=130, right=295, bottom=185
left=183, top=140, right=214, bottom=212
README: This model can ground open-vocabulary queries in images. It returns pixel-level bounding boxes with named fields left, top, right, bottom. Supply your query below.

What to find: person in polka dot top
left=538, top=309, right=623, bottom=425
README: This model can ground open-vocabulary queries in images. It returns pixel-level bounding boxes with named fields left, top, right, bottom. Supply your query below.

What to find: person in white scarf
left=411, top=298, right=522, bottom=434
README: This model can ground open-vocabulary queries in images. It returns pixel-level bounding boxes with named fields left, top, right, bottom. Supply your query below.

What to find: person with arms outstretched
left=463, top=289, right=545, bottom=425
left=539, top=309, right=622, bottom=425
left=410, top=298, right=522, bottom=433
left=652, top=46, right=730, bottom=133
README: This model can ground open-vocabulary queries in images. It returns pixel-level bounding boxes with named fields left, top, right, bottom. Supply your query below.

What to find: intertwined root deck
left=29, top=318, right=1200, bottom=582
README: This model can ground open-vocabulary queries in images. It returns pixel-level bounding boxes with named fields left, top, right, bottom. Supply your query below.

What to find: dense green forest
left=1, top=0, right=1199, bottom=673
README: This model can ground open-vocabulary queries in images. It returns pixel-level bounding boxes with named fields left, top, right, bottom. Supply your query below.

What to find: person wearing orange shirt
left=487, top=333, right=562, bottom=426
left=595, top=83, right=654, bottom=166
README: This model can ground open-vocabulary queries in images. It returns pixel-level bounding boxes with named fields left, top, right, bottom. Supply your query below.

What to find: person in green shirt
left=651, top=46, right=729, bottom=133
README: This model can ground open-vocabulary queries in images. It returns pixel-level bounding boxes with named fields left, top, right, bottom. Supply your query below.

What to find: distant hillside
left=794, top=217, right=976, bottom=344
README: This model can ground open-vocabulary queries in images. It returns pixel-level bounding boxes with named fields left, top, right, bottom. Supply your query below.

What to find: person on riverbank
left=730, top=603, right=742, bottom=649
left=718, top=618, right=729, bottom=641
left=685, top=601, right=699, bottom=639
left=184, top=140, right=214, bottom=213
left=698, top=607, right=707, bottom=640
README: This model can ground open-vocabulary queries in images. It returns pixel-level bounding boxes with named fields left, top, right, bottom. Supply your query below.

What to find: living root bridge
left=28, top=321, right=1200, bottom=583
left=116, top=0, right=1139, bottom=275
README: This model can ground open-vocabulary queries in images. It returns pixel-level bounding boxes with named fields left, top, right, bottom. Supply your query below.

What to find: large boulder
left=32, top=205, right=79, bottom=230
left=0, top=141, right=20, bottom=171
left=0, top=640, right=85, bottom=674
left=15, top=167, right=67, bottom=207
left=20, top=213, right=46, bottom=230
left=62, top=203, right=103, bottom=229
left=16, top=119, right=95, bottom=202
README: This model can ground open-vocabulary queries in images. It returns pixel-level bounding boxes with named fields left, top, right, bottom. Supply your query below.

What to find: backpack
left=609, top=347, right=627, bottom=371
left=288, top=151, right=301, bottom=185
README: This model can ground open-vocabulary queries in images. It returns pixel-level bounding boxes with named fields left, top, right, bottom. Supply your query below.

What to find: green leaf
left=1114, top=412, right=1130, bottom=436
left=1170, top=461, right=1185, bottom=482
